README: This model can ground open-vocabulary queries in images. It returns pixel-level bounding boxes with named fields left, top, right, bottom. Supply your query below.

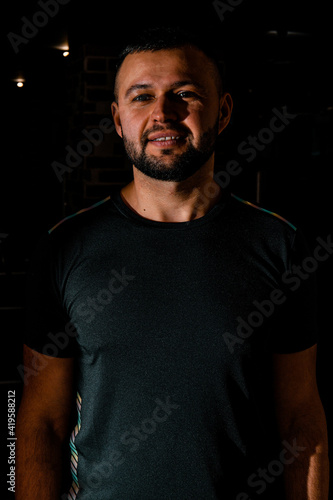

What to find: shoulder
left=226, top=194, right=304, bottom=262
left=48, top=196, right=113, bottom=236
left=33, top=195, right=122, bottom=264
left=47, top=194, right=125, bottom=244
left=230, top=194, right=297, bottom=233
left=229, top=193, right=298, bottom=245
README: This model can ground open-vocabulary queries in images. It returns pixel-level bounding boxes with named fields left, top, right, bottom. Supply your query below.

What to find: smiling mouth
left=151, top=136, right=181, bottom=142
left=148, top=135, right=186, bottom=148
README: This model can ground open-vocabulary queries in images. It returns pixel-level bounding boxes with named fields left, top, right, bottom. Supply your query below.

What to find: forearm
left=306, top=448, right=330, bottom=500
left=284, top=446, right=329, bottom=499
left=282, top=414, right=329, bottom=499
left=16, top=409, right=66, bottom=499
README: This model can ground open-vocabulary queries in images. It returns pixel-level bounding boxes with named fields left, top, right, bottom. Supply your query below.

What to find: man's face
left=112, top=46, right=231, bottom=182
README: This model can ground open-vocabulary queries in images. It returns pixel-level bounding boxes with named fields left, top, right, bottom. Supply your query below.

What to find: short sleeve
left=268, top=228, right=318, bottom=354
left=24, top=231, right=77, bottom=357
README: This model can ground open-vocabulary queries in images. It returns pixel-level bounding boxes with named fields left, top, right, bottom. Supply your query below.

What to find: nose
left=150, top=94, right=178, bottom=123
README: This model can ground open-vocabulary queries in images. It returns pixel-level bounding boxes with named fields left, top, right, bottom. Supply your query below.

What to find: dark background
left=1, top=0, right=332, bottom=497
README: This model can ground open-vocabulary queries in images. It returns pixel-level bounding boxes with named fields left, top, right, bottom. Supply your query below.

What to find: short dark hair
left=113, top=26, right=225, bottom=102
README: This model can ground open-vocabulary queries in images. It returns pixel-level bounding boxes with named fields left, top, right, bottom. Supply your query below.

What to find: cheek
left=120, top=120, right=139, bottom=144
left=119, top=109, right=147, bottom=141
left=186, top=98, right=216, bottom=125
left=186, top=109, right=213, bottom=139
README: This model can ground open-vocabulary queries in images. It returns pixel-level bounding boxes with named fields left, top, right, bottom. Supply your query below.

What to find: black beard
left=122, top=120, right=219, bottom=182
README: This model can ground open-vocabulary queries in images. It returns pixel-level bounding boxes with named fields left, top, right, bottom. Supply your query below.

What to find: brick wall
left=64, top=44, right=132, bottom=215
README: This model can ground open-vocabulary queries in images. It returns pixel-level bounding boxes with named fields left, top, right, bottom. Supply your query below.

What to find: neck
left=120, top=159, right=223, bottom=223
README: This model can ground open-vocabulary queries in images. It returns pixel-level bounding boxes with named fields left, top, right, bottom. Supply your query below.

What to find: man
left=16, top=27, right=329, bottom=499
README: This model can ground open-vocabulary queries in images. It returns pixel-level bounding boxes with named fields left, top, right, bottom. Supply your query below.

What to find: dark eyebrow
left=124, top=80, right=206, bottom=100
left=170, top=80, right=205, bottom=93
left=124, top=83, right=152, bottom=100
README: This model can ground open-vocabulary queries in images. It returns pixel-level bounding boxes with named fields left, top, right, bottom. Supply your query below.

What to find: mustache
left=141, top=124, right=191, bottom=143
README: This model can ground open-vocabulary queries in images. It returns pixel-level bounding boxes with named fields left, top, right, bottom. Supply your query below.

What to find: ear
left=111, top=101, right=123, bottom=138
left=218, top=92, right=233, bottom=135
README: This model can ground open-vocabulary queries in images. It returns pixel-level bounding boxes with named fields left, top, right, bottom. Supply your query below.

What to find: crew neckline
left=111, top=189, right=230, bottom=229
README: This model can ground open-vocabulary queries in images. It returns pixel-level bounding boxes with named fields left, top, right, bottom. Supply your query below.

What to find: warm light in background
left=53, top=33, right=70, bottom=57
left=13, top=77, right=25, bottom=88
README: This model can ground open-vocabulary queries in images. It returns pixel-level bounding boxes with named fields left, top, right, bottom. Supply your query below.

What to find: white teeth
left=153, top=136, right=180, bottom=141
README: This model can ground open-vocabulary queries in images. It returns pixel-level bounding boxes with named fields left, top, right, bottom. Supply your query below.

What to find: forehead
left=116, top=47, right=216, bottom=98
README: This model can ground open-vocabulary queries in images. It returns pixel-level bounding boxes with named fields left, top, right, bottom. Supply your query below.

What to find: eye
left=177, top=91, right=198, bottom=99
left=132, top=94, right=154, bottom=102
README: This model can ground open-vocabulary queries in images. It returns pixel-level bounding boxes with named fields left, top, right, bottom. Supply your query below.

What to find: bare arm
left=273, top=344, right=329, bottom=499
left=16, top=345, right=75, bottom=500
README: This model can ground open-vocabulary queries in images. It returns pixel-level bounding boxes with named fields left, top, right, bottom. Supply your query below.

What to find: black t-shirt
left=24, top=191, right=318, bottom=500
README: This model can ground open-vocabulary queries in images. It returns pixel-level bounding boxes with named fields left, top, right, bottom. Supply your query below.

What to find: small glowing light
left=63, top=51, right=69, bottom=57
left=13, top=77, right=25, bottom=86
